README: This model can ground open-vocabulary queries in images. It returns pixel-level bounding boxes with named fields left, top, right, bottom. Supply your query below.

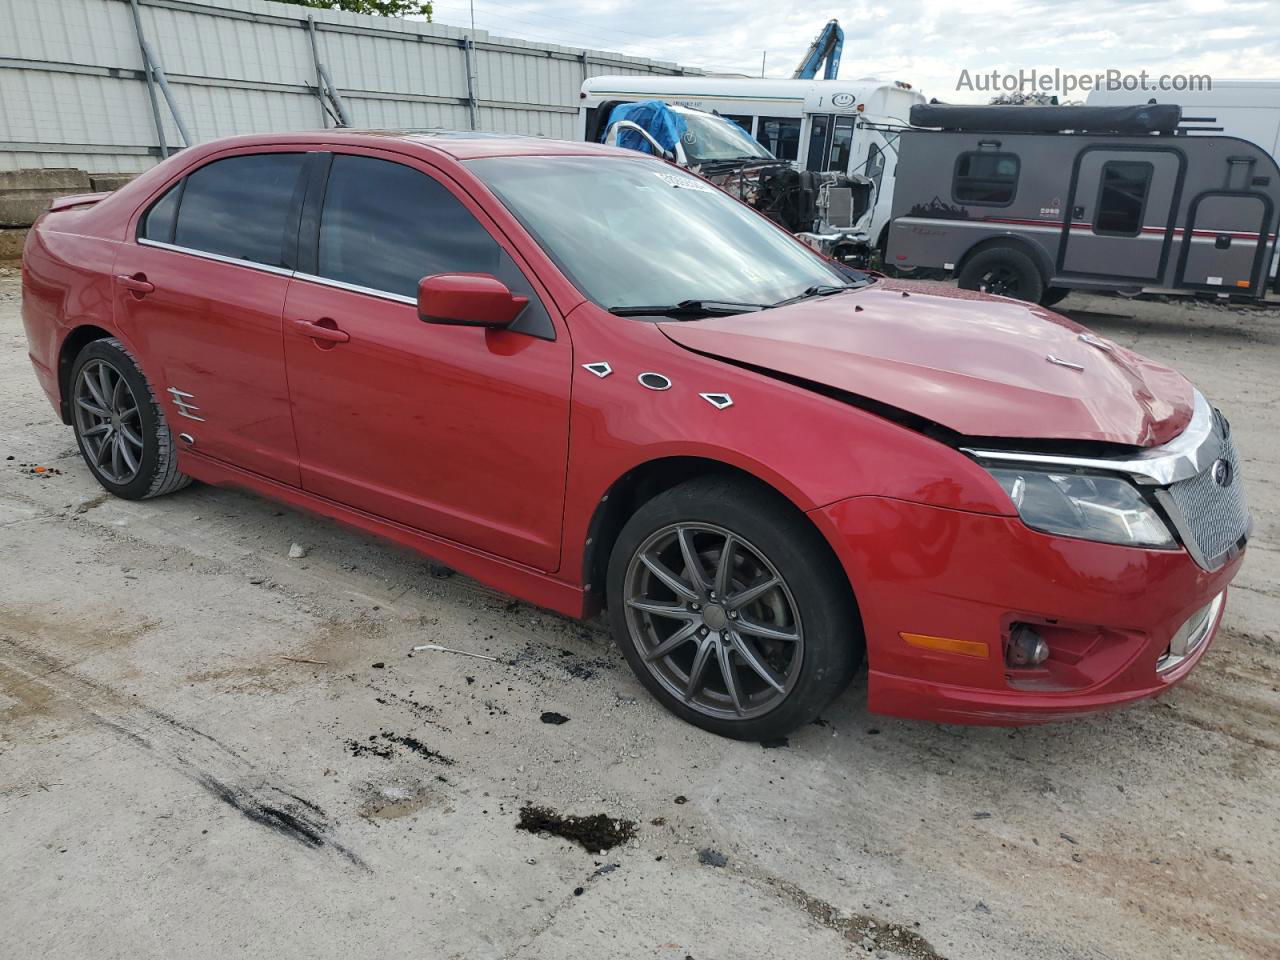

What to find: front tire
left=607, top=476, right=862, bottom=740
left=70, top=337, right=192, bottom=500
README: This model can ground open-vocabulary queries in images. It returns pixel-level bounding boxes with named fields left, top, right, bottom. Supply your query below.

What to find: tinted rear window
left=173, top=153, right=305, bottom=266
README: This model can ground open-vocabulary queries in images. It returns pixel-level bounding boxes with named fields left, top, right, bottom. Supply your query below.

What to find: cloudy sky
left=425, top=0, right=1278, bottom=102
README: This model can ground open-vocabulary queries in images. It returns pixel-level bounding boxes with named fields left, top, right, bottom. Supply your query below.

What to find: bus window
left=759, top=117, right=801, bottom=161
left=806, top=115, right=832, bottom=170
left=723, top=114, right=755, bottom=135
left=829, top=116, right=856, bottom=172
left=866, top=142, right=886, bottom=193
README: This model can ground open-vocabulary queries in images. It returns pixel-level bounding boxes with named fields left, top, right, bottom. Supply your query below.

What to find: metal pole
left=466, top=0, right=479, bottom=130
left=761, top=51, right=767, bottom=78
left=319, top=64, right=352, bottom=127
left=463, top=39, right=478, bottom=130
left=140, top=38, right=193, bottom=146
left=306, top=15, right=328, bottom=128
left=129, top=0, right=168, bottom=158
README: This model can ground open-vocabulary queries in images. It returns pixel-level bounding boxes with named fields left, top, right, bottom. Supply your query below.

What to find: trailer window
left=759, top=117, right=801, bottom=161
left=953, top=151, right=1019, bottom=206
left=1095, top=161, right=1153, bottom=236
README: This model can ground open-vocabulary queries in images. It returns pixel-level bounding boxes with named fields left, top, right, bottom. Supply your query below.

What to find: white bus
left=1087, top=81, right=1280, bottom=162
left=578, top=76, right=926, bottom=253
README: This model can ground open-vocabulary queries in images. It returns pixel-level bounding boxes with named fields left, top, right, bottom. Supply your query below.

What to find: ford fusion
left=20, top=132, right=1250, bottom=739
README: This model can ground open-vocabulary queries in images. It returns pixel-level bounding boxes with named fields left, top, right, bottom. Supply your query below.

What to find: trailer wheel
left=1040, top=287, right=1070, bottom=307
left=958, top=247, right=1045, bottom=303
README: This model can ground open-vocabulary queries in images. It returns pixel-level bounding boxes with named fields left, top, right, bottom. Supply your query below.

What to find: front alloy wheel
left=623, top=522, right=804, bottom=720
left=607, top=476, right=863, bottom=740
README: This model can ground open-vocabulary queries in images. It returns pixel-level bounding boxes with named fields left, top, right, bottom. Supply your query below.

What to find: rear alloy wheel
left=74, top=357, right=146, bottom=486
left=608, top=477, right=862, bottom=740
left=70, top=338, right=191, bottom=500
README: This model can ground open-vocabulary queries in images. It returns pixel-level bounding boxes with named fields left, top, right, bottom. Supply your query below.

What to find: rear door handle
left=291, top=318, right=350, bottom=344
left=115, top=274, right=155, bottom=294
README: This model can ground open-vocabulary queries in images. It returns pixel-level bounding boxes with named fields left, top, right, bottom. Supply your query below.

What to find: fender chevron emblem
left=167, top=387, right=205, bottom=421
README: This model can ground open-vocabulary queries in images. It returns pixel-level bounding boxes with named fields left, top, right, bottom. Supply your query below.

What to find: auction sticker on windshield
left=655, top=171, right=719, bottom=193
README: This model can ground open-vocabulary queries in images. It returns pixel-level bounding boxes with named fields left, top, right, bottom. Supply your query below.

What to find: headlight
left=988, top=468, right=1176, bottom=548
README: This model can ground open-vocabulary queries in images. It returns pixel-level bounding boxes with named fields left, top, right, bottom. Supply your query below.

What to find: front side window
left=316, top=154, right=552, bottom=337
left=171, top=153, right=305, bottom=266
left=1095, top=160, right=1153, bottom=236
left=469, top=154, right=851, bottom=310
left=758, top=116, right=801, bottom=161
left=866, top=142, right=886, bottom=192
left=953, top=151, right=1019, bottom=205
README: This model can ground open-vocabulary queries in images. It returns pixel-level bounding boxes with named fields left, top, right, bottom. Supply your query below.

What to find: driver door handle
left=291, top=318, right=350, bottom=344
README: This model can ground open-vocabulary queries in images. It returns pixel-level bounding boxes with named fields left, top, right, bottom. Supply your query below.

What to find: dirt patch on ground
left=516, top=804, right=637, bottom=853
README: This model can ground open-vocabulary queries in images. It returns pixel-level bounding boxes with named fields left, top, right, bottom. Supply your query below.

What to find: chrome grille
left=1160, top=415, right=1250, bottom=570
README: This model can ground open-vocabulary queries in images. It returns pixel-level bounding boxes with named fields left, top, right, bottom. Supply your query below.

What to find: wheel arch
left=580, top=456, right=857, bottom=617
left=56, top=324, right=117, bottom=424
left=955, top=234, right=1054, bottom=285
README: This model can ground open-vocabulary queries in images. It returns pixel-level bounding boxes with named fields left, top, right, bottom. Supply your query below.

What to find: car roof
left=189, top=129, right=627, bottom=162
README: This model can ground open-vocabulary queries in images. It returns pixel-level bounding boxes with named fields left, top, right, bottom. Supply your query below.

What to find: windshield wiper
left=770, top=283, right=861, bottom=308
left=609, top=299, right=766, bottom=318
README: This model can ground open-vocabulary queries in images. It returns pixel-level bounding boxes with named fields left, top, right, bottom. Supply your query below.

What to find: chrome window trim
left=962, top=390, right=1218, bottom=486
left=137, top=238, right=295, bottom=278
left=291, top=271, right=418, bottom=306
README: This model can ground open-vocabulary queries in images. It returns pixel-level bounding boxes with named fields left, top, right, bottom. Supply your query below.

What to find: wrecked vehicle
left=599, top=100, right=874, bottom=262
left=22, top=131, right=1249, bottom=739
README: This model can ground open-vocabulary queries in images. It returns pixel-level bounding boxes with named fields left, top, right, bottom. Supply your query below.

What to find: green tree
left=276, top=0, right=433, bottom=19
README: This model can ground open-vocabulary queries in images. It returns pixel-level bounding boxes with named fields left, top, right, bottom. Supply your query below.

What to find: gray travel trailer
left=885, top=103, right=1280, bottom=305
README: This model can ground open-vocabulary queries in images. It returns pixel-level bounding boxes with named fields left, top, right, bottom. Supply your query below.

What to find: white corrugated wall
left=0, top=0, right=701, bottom=172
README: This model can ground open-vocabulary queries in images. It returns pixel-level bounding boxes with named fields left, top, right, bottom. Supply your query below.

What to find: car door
left=282, top=151, right=572, bottom=572
left=113, top=150, right=306, bottom=486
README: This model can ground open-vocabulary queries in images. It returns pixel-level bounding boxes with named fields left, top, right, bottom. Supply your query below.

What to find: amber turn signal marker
left=900, top=632, right=989, bottom=659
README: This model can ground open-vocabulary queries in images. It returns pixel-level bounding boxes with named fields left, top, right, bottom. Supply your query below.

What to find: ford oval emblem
left=831, top=92, right=856, bottom=108
left=1211, top=458, right=1233, bottom=487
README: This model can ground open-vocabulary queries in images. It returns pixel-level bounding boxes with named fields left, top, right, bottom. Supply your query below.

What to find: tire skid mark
left=0, top=633, right=368, bottom=871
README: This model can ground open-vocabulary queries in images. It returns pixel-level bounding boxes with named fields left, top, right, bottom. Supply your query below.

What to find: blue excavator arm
left=792, top=19, right=844, bottom=80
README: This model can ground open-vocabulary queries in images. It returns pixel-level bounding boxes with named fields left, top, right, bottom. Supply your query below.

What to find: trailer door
left=1059, top=148, right=1182, bottom=282
left=1176, top=192, right=1273, bottom=295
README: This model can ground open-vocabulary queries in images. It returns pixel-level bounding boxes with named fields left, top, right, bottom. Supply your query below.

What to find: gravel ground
left=0, top=266, right=1277, bottom=960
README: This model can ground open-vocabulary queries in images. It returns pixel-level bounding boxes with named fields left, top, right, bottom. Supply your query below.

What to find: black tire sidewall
left=1040, top=286, right=1070, bottom=307
left=606, top=477, right=863, bottom=741
left=958, top=247, right=1045, bottom=303
left=70, top=340, right=166, bottom=500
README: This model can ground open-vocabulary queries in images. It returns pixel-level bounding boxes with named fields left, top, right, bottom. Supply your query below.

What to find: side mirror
left=417, top=273, right=528, bottom=329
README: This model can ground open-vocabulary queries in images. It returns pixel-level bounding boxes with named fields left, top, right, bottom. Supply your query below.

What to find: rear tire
left=70, top=337, right=192, bottom=500
left=958, top=246, right=1045, bottom=303
left=606, top=476, right=862, bottom=741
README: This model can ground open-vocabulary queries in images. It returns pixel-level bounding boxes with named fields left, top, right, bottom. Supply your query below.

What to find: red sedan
left=20, top=132, right=1249, bottom=739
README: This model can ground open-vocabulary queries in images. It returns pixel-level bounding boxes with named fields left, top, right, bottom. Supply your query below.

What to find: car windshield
left=467, top=155, right=851, bottom=311
left=678, top=111, right=773, bottom=164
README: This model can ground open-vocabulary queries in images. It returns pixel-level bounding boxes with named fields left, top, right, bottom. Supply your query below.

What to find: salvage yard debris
left=411, top=642, right=498, bottom=662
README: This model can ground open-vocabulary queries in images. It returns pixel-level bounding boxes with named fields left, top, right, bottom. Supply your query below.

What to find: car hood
left=657, top=279, right=1193, bottom=447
